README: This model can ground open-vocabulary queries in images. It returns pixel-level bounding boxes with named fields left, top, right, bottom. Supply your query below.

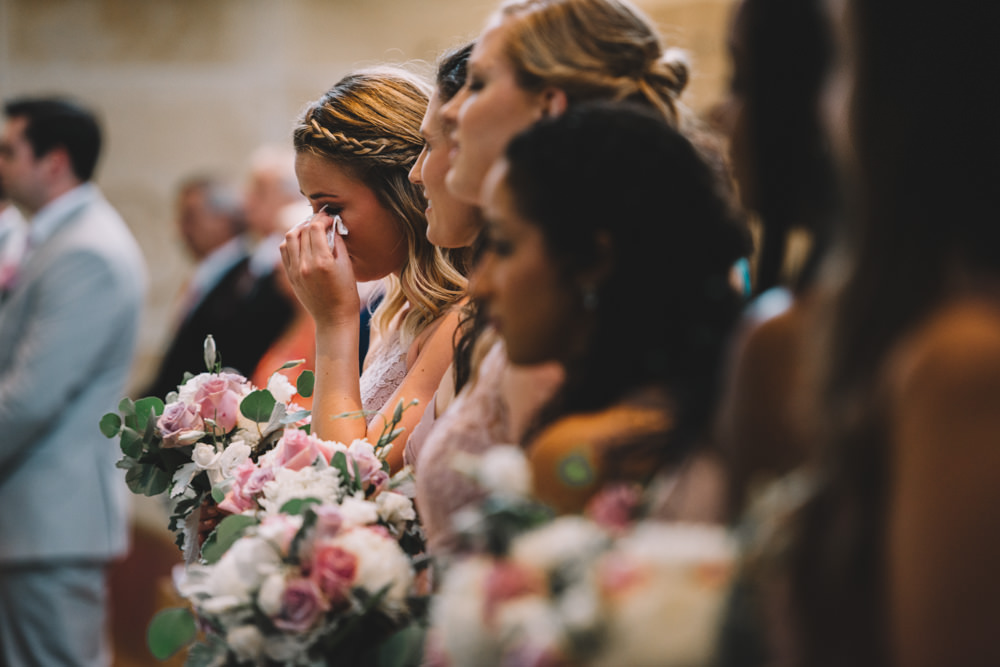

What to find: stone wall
left=0, top=0, right=737, bottom=388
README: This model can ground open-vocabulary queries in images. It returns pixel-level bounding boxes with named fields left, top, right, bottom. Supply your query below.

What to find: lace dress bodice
left=359, top=327, right=407, bottom=423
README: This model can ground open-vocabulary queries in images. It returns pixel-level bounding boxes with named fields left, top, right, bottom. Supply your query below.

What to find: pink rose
left=312, top=505, right=344, bottom=540
left=157, top=401, right=205, bottom=448
left=347, top=440, right=384, bottom=486
left=218, top=460, right=274, bottom=514
left=271, top=429, right=328, bottom=471
left=584, top=483, right=643, bottom=533
left=309, top=542, right=357, bottom=606
left=194, top=376, right=243, bottom=433
left=272, top=578, right=329, bottom=632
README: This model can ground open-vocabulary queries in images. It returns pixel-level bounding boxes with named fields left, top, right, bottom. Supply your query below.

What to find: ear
left=539, top=87, right=569, bottom=118
left=576, top=230, right=615, bottom=288
left=42, top=147, right=74, bottom=182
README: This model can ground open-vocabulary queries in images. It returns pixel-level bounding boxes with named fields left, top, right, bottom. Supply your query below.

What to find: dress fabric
left=413, top=341, right=512, bottom=557
left=359, top=326, right=408, bottom=422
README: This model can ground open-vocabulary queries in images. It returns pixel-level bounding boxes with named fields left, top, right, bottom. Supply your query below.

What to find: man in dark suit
left=0, top=97, right=147, bottom=666
left=141, top=173, right=295, bottom=398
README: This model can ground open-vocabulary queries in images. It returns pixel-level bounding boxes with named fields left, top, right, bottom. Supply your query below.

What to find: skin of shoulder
left=527, top=403, right=672, bottom=514
left=884, top=297, right=1000, bottom=667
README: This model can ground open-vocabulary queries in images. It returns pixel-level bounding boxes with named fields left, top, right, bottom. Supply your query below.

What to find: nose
left=408, top=145, right=427, bottom=186
left=468, top=251, right=496, bottom=302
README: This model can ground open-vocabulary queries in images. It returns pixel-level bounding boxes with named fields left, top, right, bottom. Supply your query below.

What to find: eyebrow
left=302, top=191, right=343, bottom=200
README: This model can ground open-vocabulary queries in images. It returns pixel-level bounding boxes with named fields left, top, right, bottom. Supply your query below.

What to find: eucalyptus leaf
left=134, top=396, right=164, bottom=432
left=282, top=409, right=312, bottom=425
left=211, top=486, right=225, bottom=503
left=297, top=369, right=315, bottom=398
left=118, top=397, right=136, bottom=418
left=240, top=389, right=277, bottom=423
left=280, top=497, right=322, bottom=515
left=99, top=413, right=121, bottom=438
left=201, top=514, right=257, bottom=563
left=119, top=426, right=143, bottom=459
left=125, top=463, right=171, bottom=496
left=147, top=607, right=197, bottom=660
left=377, top=624, right=427, bottom=667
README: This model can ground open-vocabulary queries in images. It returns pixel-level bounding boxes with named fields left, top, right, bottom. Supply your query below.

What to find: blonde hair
left=293, top=68, right=467, bottom=345
left=496, top=0, right=688, bottom=125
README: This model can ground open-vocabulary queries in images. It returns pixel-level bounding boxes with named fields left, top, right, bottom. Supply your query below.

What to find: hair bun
left=652, top=48, right=690, bottom=97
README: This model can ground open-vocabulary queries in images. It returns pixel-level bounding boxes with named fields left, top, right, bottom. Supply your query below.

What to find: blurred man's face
left=0, top=116, right=50, bottom=215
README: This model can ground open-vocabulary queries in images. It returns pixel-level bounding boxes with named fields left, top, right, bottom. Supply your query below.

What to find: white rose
left=226, top=625, right=264, bottom=663
left=257, top=572, right=286, bottom=617
left=191, top=443, right=221, bottom=470
left=267, top=372, right=297, bottom=405
left=210, top=535, right=282, bottom=602
left=478, top=445, right=532, bottom=497
left=210, top=440, right=252, bottom=486
left=375, top=492, right=416, bottom=533
left=332, top=527, right=413, bottom=614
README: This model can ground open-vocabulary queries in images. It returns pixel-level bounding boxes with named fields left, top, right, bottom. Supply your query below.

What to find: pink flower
left=271, top=578, right=329, bottom=632
left=194, top=376, right=243, bottom=433
left=483, top=561, right=544, bottom=625
left=309, top=542, right=358, bottom=606
left=271, top=429, right=331, bottom=471
left=218, top=459, right=274, bottom=514
left=158, top=401, right=205, bottom=448
left=347, top=440, right=385, bottom=487
left=312, top=505, right=344, bottom=540
left=585, top=483, right=643, bottom=533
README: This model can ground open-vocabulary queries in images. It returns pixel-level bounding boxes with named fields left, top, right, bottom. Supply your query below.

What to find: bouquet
left=100, top=336, right=314, bottom=559
left=432, top=447, right=736, bottom=667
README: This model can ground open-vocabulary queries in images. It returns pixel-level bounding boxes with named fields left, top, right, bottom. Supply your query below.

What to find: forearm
left=310, top=318, right=366, bottom=443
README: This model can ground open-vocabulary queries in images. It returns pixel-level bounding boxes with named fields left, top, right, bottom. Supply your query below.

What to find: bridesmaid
left=280, top=68, right=467, bottom=472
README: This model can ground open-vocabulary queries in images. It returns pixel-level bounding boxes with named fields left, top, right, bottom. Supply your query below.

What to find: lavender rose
left=158, top=401, right=206, bottom=448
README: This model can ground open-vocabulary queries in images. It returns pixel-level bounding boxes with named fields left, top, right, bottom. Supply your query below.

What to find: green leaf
left=147, top=607, right=197, bottom=660
left=280, top=497, right=322, bottom=515
left=201, top=514, right=257, bottom=563
left=99, top=413, right=121, bottom=438
left=125, top=463, right=171, bottom=496
left=297, top=370, right=315, bottom=398
left=134, top=396, right=164, bottom=431
left=282, top=409, right=312, bottom=425
left=211, top=486, right=225, bottom=503
left=392, top=399, right=404, bottom=426
left=278, top=358, right=306, bottom=371
left=377, top=624, right=427, bottom=667
left=331, top=451, right=352, bottom=489
left=119, top=426, right=143, bottom=459
left=240, top=389, right=277, bottom=423
left=118, top=397, right=136, bottom=418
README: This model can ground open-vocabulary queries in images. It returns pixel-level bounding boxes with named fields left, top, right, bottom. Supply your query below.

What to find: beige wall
left=0, top=0, right=736, bottom=388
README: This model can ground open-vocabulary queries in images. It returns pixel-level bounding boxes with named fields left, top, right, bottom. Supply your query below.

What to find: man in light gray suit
left=0, top=98, right=147, bottom=665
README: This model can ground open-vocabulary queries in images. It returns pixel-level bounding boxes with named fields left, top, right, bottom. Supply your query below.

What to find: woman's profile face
left=295, top=151, right=408, bottom=282
left=472, top=159, right=584, bottom=366
left=443, top=17, right=549, bottom=206
left=409, top=90, right=481, bottom=248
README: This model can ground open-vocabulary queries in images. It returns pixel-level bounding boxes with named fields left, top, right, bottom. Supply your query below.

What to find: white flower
left=257, top=572, right=287, bottom=617
left=208, top=535, right=283, bottom=603
left=478, top=445, right=532, bottom=497
left=263, top=634, right=304, bottom=662
left=210, top=440, right=251, bottom=487
left=259, top=466, right=342, bottom=516
left=375, top=492, right=416, bottom=533
left=494, top=595, right=565, bottom=660
left=338, top=495, right=379, bottom=527
left=226, top=625, right=264, bottom=663
left=267, top=372, right=297, bottom=405
left=191, top=442, right=221, bottom=469
left=432, top=557, right=499, bottom=665
left=510, top=516, right=608, bottom=573
left=333, top=527, right=413, bottom=614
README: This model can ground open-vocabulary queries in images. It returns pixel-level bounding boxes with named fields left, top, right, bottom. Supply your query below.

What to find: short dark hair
left=4, top=97, right=102, bottom=182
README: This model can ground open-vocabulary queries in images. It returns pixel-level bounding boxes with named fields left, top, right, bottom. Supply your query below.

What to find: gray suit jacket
left=0, top=184, right=147, bottom=563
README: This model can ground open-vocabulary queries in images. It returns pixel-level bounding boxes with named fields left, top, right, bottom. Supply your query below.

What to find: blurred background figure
left=0, top=182, right=27, bottom=299
left=0, top=96, right=147, bottom=667
left=141, top=173, right=287, bottom=397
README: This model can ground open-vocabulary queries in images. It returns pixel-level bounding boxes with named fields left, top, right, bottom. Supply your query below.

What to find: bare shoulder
left=891, top=298, right=1000, bottom=400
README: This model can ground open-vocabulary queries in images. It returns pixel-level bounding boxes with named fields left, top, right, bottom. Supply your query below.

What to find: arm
left=886, top=305, right=1000, bottom=667
left=0, top=250, right=132, bottom=470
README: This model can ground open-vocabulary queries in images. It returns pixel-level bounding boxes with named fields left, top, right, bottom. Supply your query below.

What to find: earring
left=582, top=285, right=599, bottom=311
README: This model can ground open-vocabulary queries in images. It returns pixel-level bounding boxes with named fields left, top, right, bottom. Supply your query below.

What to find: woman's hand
left=280, top=208, right=361, bottom=328
left=197, top=496, right=229, bottom=547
